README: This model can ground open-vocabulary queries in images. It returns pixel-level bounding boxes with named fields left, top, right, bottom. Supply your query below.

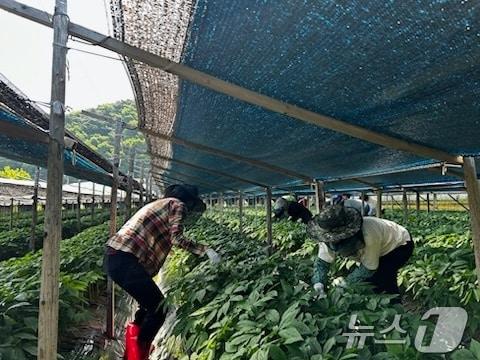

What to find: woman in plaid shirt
left=105, top=184, right=221, bottom=353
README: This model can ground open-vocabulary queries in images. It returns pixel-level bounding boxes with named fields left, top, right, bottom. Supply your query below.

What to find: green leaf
left=470, top=339, right=480, bottom=359
left=268, top=344, right=287, bottom=360
left=251, top=348, right=269, bottom=360
left=451, top=349, right=476, bottom=360
left=278, top=327, right=303, bottom=344
left=22, top=344, right=37, bottom=356
left=266, top=309, right=280, bottom=324
left=6, top=302, right=31, bottom=312
left=14, top=332, right=37, bottom=340
left=279, top=302, right=299, bottom=329
left=323, top=337, right=336, bottom=354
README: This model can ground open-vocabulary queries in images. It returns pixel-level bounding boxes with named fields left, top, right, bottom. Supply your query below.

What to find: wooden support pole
left=361, top=191, right=366, bottom=217
left=433, top=193, right=438, bottom=211
left=427, top=193, right=431, bottom=213
left=91, top=182, right=95, bottom=222
left=9, top=197, right=13, bottom=230
left=102, top=185, right=105, bottom=208
left=416, top=191, right=421, bottom=215
left=402, top=189, right=408, bottom=224
left=314, top=180, right=325, bottom=214
left=76, top=181, right=81, bottom=232
left=239, top=191, right=243, bottom=233
left=139, top=161, right=145, bottom=207
left=37, top=1, right=68, bottom=358
left=463, top=157, right=480, bottom=286
left=125, top=147, right=135, bottom=222
left=376, top=190, right=382, bottom=218
left=30, top=166, right=40, bottom=251
left=266, top=187, right=273, bottom=249
left=16, top=200, right=20, bottom=221
left=106, top=119, right=122, bottom=339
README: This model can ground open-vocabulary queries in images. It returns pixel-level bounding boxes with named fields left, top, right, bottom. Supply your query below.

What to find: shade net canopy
left=112, top=0, right=480, bottom=194
left=0, top=107, right=113, bottom=185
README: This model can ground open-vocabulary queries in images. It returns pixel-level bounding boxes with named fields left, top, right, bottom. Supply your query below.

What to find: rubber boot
left=124, top=322, right=151, bottom=360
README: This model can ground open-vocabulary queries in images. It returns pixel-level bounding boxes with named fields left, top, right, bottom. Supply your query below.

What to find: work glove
left=313, top=282, right=327, bottom=299
left=332, top=276, right=348, bottom=289
left=205, top=248, right=221, bottom=265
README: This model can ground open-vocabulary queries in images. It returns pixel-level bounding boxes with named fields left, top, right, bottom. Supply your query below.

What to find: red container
left=124, top=322, right=150, bottom=360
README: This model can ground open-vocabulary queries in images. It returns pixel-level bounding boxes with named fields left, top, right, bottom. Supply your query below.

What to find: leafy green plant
left=0, top=221, right=112, bottom=359
left=162, top=211, right=457, bottom=359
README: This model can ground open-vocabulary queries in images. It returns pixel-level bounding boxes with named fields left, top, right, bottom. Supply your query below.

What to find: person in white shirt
left=307, top=204, right=414, bottom=302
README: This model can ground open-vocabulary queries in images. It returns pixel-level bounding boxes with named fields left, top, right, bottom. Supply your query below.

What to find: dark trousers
left=368, top=240, right=414, bottom=295
left=105, top=249, right=167, bottom=344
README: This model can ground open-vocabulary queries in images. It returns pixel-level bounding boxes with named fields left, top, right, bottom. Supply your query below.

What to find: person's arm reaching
left=345, top=264, right=376, bottom=284
left=169, top=200, right=207, bottom=256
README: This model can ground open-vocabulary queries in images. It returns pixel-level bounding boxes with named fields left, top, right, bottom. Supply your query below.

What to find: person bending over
left=273, top=195, right=312, bottom=224
left=105, top=184, right=221, bottom=353
left=307, top=204, right=413, bottom=302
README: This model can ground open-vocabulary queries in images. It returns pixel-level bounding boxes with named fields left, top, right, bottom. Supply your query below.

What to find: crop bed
left=0, top=221, right=113, bottom=359
left=0, top=209, right=111, bottom=261
left=160, top=209, right=479, bottom=360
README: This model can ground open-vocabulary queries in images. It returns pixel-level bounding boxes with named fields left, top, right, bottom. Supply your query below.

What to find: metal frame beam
left=151, top=153, right=268, bottom=188
left=146, top=130, right=312, bottom=182
left=0, top=0, right=462, bottom=166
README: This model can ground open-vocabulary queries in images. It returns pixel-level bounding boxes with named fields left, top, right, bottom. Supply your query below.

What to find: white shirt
left=317, top=217, right=411, bottom=270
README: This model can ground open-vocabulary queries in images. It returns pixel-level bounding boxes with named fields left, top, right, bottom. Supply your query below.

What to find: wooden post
left=239, top=191, right=243, bottom=233
left=139, top=161, right=145, bottom=207
left=361, top=191, right=365, bottom=217
left=38, top=1, right=68, bottom=358
left=416, top=191, right=421, bottom=215
left=16, top=200, right=20, bottom=222
left=102, top=185, right=106, bottom=209
left=463, top=157, right=480, bottom=285
left=427, top=193, right=431, bottom=213
left=91, top=182, right=95, bottom=222
left=9, top=197, right=14, bottom=230
left=314, top=180, right=325, bottom=214
left=433, top=193, right=438, bottom=211
left=125, top=147, right=135, bottom=222
left=220, top=193, right=224, bottom=215
left=376, top=190, right=382, bottom=218
left=30, top=166, right=40, bottom=251
left=402, top=189, right=408, bottom=224
left=77, top=181, right=81, bottom=232
left=266, top=187, right=273, bottom=248
left=106, top=119, right=122, bottom=339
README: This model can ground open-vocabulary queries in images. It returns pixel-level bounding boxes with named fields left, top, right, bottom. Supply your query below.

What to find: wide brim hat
left=307, top=204, right=362, bottom=243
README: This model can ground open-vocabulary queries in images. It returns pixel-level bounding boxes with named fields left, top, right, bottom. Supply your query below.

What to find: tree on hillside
left=65, top=100, right=150, bottom=175
left=0, top=166, right=32, bottom=180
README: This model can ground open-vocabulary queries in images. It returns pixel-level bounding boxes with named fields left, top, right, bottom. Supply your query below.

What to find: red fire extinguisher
left=124, top=309, right=152, bottom=360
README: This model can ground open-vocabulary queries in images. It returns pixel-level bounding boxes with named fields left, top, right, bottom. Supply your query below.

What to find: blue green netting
left=0, top=107, right=113, bottom=185
left=165, top=0, right=480, bottom=193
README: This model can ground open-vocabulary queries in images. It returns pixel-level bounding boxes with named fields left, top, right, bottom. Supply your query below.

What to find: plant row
left=161, top=210, right=478, bottom=359
left=0, top=210, right=111, bottom=261
left=0, top=221, right=111, bottom=360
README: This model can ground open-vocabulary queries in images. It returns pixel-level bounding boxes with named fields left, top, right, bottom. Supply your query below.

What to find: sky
left=0, top=0, right=134, bottom=111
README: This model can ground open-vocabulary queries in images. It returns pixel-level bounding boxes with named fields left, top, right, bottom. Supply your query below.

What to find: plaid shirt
left=107, top=197, right=207, bottom=276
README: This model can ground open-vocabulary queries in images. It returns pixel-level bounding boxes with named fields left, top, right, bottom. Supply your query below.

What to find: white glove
left=332, top=276, right=348, bottom=289
left=313, top=282, right=327, bottom=299
left=205, top=248, right=221, bottom=265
